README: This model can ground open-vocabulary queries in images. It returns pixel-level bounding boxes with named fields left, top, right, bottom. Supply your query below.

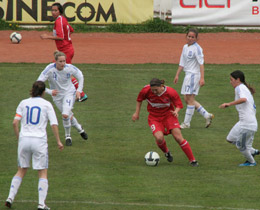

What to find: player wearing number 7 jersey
left=37, top=51, right=88, bottom=146
left=5, top=81, right=64, bottom=210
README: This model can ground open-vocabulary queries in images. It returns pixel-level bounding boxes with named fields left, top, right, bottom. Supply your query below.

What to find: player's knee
left=62, top=114, right=69, bottom=119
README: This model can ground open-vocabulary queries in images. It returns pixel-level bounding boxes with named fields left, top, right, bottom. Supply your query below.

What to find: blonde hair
left=54, top=51, right=66, bottom=61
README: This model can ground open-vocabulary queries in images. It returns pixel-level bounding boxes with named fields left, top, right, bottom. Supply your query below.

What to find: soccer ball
left=144, top=151, right=160, bottom=166
left=10, top=32, right=22, bottom=44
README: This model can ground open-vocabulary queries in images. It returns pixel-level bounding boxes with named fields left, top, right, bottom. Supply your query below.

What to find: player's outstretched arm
left=132, top=101, right=142, bottom=122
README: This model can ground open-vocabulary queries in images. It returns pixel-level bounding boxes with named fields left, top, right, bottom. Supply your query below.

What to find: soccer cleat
left=190, top=160, right=199, bottom=167
left=79, top=130, right=88, bottom=140
left=180, top=122, right=190, bottom=129
left=239, top=161, right=257, bottom=167
left=78, top=94, right=88, bottom=102
left=205, top=113, right=214, bottom=128
left=5, top=198, right=12, bottom=208
left=252, top=149, right=260, bottom=157
left=38, top=204, right=50, bottom=210
left=65, top=136, right=72, bottom=146
left=165, top=151, right=173, bottom=162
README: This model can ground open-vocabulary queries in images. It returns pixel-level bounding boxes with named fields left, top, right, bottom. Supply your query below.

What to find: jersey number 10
left=25, top=106, right=41, bottom=125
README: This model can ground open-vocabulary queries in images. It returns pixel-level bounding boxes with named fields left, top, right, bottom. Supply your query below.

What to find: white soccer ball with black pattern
left=144, top=151, right=160, bottom=166
left=10, top=32, right=22, bottom=44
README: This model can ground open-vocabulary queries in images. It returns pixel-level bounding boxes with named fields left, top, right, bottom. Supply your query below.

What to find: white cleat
left=205, top=113, right=214, bottom=128
left=38, top=204, right=51, bottom=210
left=180, top=122, right=190, bottom=129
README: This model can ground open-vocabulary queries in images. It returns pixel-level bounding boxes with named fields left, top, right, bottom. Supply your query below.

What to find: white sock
left=197, top=105, right=210, bottom=119
left=240, top=149, right=255, bottom=163
left=63, top=118, right=71, bottom=137
left=38, top=178, right=48, bottom=206
left=71, top=117, right=82, bottom=132
left=8, top=176, right=22, bottom=201
left=184, top=105, right=195, bottom=125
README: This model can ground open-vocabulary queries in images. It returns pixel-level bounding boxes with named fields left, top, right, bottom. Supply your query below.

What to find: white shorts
left=54, top=93, right=75, bottom=116
left=18, top=137, right=48, bottom=170
left=227, top=122, right=255, bottom=151
left=181, top=73, right=200, bottom=95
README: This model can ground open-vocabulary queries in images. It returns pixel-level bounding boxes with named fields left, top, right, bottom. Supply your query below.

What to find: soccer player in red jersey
left=132, top=78, right=198, bottom=166
left=40, top=2, right=87, bottom=102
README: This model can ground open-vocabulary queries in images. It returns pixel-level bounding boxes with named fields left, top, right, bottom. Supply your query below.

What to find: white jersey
left=179, top=42, right=204, bottom=75
left=235, top=83, right=257, bottom=131
left=15, top=97, right=58, bottom=139
left=37, top=63, right=84, bottom=99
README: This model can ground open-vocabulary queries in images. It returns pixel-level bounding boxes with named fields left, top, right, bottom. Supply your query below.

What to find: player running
left=5, top=81, right=64, bottom=210
left=174, top=28, right=214, bottom=129
left=40, top=2, right=88, bottom=102
left=37, top=51, right=88, bottom=146
left=132, top=78, right=198, bottom=166
left=219, top=70, right=259, bottom=166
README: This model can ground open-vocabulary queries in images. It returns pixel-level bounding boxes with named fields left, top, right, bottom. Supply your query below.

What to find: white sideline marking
left=1, top=200, right=259, bottom=210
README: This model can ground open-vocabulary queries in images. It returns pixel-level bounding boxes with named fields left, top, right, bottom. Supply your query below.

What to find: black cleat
left=5, top=198, right=12, bottom=208
left=190, top=160, right=199, bottom=167
left=80, top=130, right=88, bottom=140
left=165, top=151, right=173, bottom=162
left=65, top=136, right=72, bottom=146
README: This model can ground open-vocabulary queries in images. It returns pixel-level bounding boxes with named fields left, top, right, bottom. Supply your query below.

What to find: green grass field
left=0, top=63, right=260, bottom=210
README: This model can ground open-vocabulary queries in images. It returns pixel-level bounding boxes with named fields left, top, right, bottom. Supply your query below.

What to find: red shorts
left=148, top=113, right=180, bottom=135
left=63, top=48, right=74, bottom=64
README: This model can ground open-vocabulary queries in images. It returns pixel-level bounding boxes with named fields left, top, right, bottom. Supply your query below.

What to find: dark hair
left=52, top=3, right=63, bottom=15
left=30, top=81, right=46, bottom=97
left=150, top=78, right=165, bottom=87
left=230, top=70, right=255, bottom=94
left=186, top=28, right=199, bottom=38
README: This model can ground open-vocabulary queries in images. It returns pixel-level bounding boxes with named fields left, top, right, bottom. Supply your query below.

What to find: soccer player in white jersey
left=5, top=81, right=64, bottom=210
left=174, top=28, right=214, bottom=129
left=219, top=70, right=259, bottom=166
left=37, top=51, right=88, bottom=146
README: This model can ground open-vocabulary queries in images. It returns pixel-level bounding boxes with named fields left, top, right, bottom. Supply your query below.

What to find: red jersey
left=137, top=85, right=183, bottom=117
left=53, top=15, right=74, bottom=52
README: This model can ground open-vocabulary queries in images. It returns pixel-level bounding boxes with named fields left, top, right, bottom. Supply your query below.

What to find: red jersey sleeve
left=55, top=16, right=64, bottom=39
left=137, top=85, right=150, bottom=102
left=168, top=87, right=183, bottom=109
left=69, top=24, right=74, bottom=33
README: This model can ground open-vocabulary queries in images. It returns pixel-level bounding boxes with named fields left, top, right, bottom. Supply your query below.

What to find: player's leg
left=6, top=138, right=31, bottom=207
left=194, top=101, right=214, bottom=128
left=181, top=94, right=195, bottom=128
left=37, top=169, right=49, bottom=210
left=5, top=168, right=27, bottom=208
left=71, top=115, right=88, bottom=140
left=237, top=130, right=256, bottom=166
left=171, top=128, right=198, bottom=166
left=148, top=117, right=173, bottom=162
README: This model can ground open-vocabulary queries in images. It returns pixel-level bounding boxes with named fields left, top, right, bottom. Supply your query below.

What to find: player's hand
left=170, top=110, right=178, bottom=117
left=76, top=91, right=81, bottom=101
left=219, top=103, right=229, bottom=109
left=132, top=113, right=139, bottom=122
left=40, top=34, right=48, bottom=39
left=58, top=142, right=64, bottom=151
left=174, top=76, right=178, bottom=84
left=52, top=89, right=58, bottom=96
left=199, top=78, right=205, bottom=87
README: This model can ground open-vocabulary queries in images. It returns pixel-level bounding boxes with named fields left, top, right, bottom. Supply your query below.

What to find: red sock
left=179, top=139, right=195, bottom=162
left=71, top=78, right=85, bottom=98
left=156, top=140, right=169, bottom=153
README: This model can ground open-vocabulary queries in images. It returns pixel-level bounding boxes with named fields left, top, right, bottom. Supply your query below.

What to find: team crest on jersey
left=188, top=51, right=193, bottom=58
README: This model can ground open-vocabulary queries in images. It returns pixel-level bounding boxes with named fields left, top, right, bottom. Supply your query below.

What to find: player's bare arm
left=132, top=101, right=142, bottom=122
left=12, top=119, right=20, bottom=140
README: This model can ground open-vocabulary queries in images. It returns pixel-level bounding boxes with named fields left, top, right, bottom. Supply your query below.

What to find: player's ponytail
left=31, top=81, right=46, bottom=97
left=230, top=70, right=255, bottom=95
left=150, top=78, right=165, bottom=87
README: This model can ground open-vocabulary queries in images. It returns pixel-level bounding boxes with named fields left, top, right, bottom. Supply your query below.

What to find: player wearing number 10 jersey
left=5, top=81, right=63, bottom=210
